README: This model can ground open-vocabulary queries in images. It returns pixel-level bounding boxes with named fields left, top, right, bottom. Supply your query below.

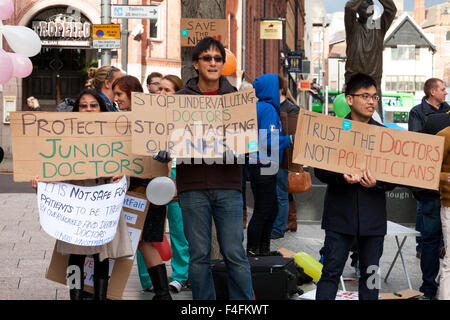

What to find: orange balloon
left=222, top=48, right=237, bottom=76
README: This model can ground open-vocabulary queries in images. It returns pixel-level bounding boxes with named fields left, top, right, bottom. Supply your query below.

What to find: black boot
left=68, top=266, right=84, bottom=300
left=93, top=277, right=109, bottom=300
left=70, top=287, right=84, bottom=301
left=148, top=264, right=172, bottom=300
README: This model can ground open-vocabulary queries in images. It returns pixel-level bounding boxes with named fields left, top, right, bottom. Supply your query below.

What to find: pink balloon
left=0, top=0, right=14, bottom=21
left=0, top=49, right=13, bottom=84
left=7, top=52, right=33, bottom=78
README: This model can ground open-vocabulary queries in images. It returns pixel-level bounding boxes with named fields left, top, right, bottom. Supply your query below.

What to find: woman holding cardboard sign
left=112, top=75, right=175, bottom=300
left=31, top=88, right=133, bottom=300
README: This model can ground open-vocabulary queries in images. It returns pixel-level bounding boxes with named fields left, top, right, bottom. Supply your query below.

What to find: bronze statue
left=344, top=0, right=397, bottom=116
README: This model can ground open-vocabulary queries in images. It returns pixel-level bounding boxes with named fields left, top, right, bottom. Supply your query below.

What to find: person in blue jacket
left=246, top=73, right=294, bottom=256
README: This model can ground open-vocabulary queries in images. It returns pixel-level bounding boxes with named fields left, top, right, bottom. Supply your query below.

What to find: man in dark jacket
left=171, top=37, right=253, bottom=300
left=315, top=73, right=396, bottom=300
left=408, top=78, right=449, bottom=299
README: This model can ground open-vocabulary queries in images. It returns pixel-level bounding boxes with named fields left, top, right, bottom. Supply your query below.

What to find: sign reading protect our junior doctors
left=10, top=112, right=168, bottom=182
left=130, top=90, right=258, bottom=159
left=292, top=110, right=445, bottom=190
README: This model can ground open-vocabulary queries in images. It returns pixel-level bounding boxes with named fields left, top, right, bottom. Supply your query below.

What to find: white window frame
left=149, top=3, right=165, bottom=41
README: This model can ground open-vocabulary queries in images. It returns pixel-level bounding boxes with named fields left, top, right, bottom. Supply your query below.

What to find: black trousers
left=246, top=164, right=278, bottom=249
left=316, top=230, right=384, bottom=300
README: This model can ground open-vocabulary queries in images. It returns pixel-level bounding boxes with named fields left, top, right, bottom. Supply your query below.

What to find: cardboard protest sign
left=180, top=18, right=228, bottom=47
left=10, top=112, right=169, bottom=182
left=292, top=110, right=444, bottom=190
left=130, top=90, right=259, bottom=159
left=37, top=176, right=127, bottom=246
left=46, top=191, right=150, bottom=300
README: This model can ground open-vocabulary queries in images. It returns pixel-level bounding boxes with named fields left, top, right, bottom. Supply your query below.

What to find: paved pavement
left=0, top=188, right=428, bottom=301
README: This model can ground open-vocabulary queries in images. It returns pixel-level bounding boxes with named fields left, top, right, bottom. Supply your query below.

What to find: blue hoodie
left=251, top=74, right=292, bottom=164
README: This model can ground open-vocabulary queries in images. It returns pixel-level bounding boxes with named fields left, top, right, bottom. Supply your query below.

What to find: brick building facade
left=244, top=0, right=306, bottom=93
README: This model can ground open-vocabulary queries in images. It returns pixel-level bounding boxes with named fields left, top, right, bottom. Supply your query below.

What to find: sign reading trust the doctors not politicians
left=9, top=112, right=168, bottom=182
left=292, top=110, right=445, bottom=190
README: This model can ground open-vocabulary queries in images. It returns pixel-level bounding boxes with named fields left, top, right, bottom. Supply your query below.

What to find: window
left=148, top=4, right=163, bottom=40
left=446, top=31, right=450, bottom=41
left=391, top=46, right=418, bottom=61
left=384, top=75, right=425, bottom=93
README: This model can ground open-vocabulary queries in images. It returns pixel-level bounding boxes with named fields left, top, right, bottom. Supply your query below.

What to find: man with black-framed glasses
left=314, top=73, right=396, bottom=300
left=146, top=72, right=163, bottom=94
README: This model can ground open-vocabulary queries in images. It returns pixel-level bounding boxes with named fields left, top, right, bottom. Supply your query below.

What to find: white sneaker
left=169, top=280, right=183, bottom=293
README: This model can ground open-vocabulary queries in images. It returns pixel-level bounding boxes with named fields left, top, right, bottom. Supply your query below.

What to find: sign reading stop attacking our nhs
left=37, top=176, right=127, bottom=246
left=292, top=110, right=445, bottom=190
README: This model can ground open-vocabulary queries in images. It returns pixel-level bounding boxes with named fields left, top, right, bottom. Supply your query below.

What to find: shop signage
left=260, top=20, right=283, bottom=40
left=31, top=20, right=91, bottom=47
left=112, top=5, right=159, bottom=19
left=92, top=24, right=121, bottom=49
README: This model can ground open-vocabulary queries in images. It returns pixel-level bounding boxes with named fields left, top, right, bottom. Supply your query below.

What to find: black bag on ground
left=211, top=256, right=302, bottom=300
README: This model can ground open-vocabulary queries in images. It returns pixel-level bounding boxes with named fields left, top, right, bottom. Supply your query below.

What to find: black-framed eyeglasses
left=198, top=55, right=224, bottom=63
left=349, top=93, right=380, bottom=102
left=79, top=103, right=100, bottom=109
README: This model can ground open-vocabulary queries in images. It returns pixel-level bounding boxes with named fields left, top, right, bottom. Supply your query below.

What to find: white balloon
left=146, top=177, right=176, bottom=206
left=2, top=25, right=42, bottom=57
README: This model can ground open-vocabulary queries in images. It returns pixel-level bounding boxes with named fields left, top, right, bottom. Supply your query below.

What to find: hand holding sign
left=360, top=169, right=376, bottom=188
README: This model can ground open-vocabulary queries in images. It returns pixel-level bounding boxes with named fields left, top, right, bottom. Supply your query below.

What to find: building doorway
left=23, top=48, right=97, bottom=111
left=22, top=6, right=96, bottom=111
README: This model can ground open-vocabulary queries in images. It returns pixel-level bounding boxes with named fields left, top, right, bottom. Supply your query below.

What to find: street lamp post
left=101, top=0, right=112, bottom=66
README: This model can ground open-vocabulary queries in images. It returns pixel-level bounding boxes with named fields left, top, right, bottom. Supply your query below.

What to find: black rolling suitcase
left=211, top=255, right=302, bottom=300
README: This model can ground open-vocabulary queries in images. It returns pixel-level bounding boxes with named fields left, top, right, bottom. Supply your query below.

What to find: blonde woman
left=85, top=65, right=123, bottom=112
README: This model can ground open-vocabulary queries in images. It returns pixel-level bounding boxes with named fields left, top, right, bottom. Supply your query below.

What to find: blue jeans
left=316, top=231, right=384, bottom=300
left=178, top=189, right=253, bottom=300
left=418, top=198, right=442, bottom=298
left=271, top=169, right=289, bottom=238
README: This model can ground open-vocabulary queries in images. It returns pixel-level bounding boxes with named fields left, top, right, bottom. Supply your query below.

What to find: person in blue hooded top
left=246, top=73, right=294, bottom=256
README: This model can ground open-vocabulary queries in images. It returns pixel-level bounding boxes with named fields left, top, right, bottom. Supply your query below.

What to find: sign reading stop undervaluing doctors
left=9, top=112, right=168, bottom=182
left=130, top=90, right=259, bottom=159
left=292, top=110, right=445, bottom=190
